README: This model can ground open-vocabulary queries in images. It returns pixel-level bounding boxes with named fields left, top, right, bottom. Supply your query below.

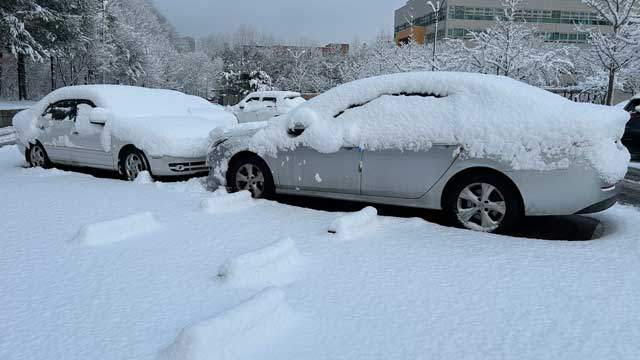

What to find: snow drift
left=200, top=191, right=255, bottom=214
left=74, top=212, right=162, bottom=246
left=328, top=207, right=379, bottom=239
left=218, top=238, right=305, bottom=288
left=162, top=287, right=293, bottom=360
left=13, top=85, right=237, bottom=158
left=243, top=72, right=629, bottom=183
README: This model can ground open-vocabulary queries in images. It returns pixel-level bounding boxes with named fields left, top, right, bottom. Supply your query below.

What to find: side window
left=245, top=97, right=260, bottom=104
left=334, top=93, right=444, bottom=118
left=262, top=97, right=277, bottom=108
left=43, top=101, right=77, bottom=121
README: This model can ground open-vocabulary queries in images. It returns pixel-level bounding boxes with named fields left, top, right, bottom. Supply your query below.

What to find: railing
left=0, top=127, right=17, bottom=147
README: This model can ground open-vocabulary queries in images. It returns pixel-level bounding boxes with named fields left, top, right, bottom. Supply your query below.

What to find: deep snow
left=1, top=145, right=639, bottom=360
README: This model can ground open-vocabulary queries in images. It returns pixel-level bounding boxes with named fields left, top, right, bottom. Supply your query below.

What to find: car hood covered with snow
left=13, top=85, right=237, bottom=158
left=241, top=72, right=630, bottom=183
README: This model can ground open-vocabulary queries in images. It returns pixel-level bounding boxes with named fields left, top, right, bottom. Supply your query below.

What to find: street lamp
left=427, top=1, right=441, bottom=71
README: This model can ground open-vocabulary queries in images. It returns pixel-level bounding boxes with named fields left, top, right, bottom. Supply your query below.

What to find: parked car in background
left=620, top=97, right=640, bottom=158
left=233, top=91, right=305, bottom=123
left=208, top=72, right=629, bottom=233
left=13, top=85, right=237, bottom=180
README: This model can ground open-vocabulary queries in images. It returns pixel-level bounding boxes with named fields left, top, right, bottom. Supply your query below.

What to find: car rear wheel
left=229, top=156, right=274, bottom=199
left=120, top=147, right=150, bottom=181
left=444, top=173, right=522, bottom=233
left=27, top=143, right=52, bottom=169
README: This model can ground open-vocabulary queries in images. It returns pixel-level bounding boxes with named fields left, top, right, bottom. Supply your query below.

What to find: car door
left=277, top=128, right=362, bottom=194
left=254, top=97, right=278, bottom=122
left=39, top=100, right=78, bottom=163
left=361, top=145, right=459, bottom=199
left=67, top=101, right=113, bottom=168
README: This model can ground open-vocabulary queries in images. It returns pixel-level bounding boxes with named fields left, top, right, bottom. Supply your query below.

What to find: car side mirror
left=288, top=123, right=306, bottom=137
left=89, top=107, right=111, bottom=125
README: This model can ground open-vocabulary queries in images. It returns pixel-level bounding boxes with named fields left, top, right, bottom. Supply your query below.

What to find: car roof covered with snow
left=243, top=91, right=302, bottom=101
left=243, top=72, right=629, bottom=183
left=27, top=85, right=218, bottom=118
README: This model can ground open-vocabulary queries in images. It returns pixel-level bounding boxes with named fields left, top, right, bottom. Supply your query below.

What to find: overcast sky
left=153, top=0, right=406, bottom=44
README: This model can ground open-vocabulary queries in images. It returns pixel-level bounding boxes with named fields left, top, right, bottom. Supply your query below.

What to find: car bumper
left=148, top=155, right=209, bottom=177
left=507, top=165, right=623, bottom=216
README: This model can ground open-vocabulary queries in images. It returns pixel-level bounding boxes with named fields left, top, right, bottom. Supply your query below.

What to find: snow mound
left=74, top=212, right=162, bottom=246
left=200, top=191, right=255, bottom=214
left=329, top=207, right=378, bottom=239
left=134, top=171, right=154, bottom=184
left=162, top=287, right=293, bottom=360
left=218, top=238, right=305, bottom=288
left=13, top=85, right=237, bottom=157
left=244, top=72, right=630, bottom=184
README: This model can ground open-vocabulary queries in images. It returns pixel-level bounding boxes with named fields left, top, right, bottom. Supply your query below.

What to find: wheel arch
left=117, top=144, right=149, bottom=174
left=440, top=167, right=525, bottom=213
left=225, top=151, right=272, bottom=186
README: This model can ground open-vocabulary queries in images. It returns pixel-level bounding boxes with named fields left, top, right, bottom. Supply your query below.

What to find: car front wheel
left=444, top=173, right=522, bottom=233
left=120, top=148, right=150, bottom=181
left=228, top=156, right=274, bottom=199
left=27, top=143, right=52, bottom=169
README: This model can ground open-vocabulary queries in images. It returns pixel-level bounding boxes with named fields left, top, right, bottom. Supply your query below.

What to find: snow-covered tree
left=580, top=0, right=640, bottom=104
left=459, top=0, right=573, bottom=86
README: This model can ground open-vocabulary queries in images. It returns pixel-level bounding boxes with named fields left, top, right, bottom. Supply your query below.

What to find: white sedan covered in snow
left=209, top=72, right=630, bottom=233
left=13, top=85, right=237, bottom=180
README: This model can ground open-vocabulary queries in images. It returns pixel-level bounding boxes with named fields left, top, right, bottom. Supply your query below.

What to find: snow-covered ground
left=1, top=144, right=639, bottom=360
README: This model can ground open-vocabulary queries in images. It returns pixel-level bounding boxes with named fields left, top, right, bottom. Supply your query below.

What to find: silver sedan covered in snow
left=208, top=72, right=629, bottom=233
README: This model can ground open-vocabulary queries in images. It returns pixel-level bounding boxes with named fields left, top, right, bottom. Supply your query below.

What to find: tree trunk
left=50, top=56, right=55, bottom=91
left=606, top=67, right=616, bottom=106
left=0, top=52, right=3, bottom=98
left=17, top=53, right=27, bottom=100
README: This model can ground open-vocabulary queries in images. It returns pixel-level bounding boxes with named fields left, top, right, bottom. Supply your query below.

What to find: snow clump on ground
left=218, top=238, right=305, bottom=288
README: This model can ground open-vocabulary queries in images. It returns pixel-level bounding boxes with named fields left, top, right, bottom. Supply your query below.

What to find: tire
left=443, top=173, right=522, bottom=233
left=228, top=155, right=275, bottom=199
left=119, top=147, right=151, bottom=181
left=26, top=143, right=52, bottom=169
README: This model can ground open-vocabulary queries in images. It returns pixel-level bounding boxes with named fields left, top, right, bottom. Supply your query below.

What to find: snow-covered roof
left=244, top=91, right=301, bottom=100
left=245, top=72, right=629, bottom=183
left=26, top=85, right=214, bottom=118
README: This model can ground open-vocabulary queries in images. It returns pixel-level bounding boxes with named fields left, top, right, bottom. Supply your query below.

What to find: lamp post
left=427, top=1, right=441, bottom=71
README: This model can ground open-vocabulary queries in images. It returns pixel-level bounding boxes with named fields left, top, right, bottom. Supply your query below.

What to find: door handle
left=72, top=131, right=79, bottom=135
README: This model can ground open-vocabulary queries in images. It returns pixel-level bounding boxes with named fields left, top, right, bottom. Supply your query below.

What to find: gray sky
left=153, top=0, right=406, bottom=44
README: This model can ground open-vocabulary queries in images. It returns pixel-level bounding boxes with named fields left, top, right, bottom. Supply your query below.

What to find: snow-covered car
left=233, top=91, right=305, bottom=123
left=207, top=72, right=630, bottom=233
left=13, top=85, right=237, bottom=180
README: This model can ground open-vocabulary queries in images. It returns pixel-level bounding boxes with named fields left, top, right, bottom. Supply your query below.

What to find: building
left=394, top=0, right=610, bottom=45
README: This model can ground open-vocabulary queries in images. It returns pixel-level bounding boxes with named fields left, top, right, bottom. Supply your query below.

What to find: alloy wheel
left=456, top=183, right=507, bottom=232
left=235, top=163, right=266, bottom=198
left=30, top=146, right=46, bottom=168
left=124, top=153, right=146, bottom=181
